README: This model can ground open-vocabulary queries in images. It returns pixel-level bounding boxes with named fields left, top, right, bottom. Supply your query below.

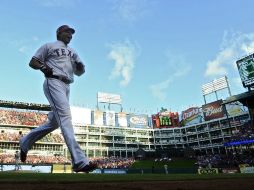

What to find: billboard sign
left=236, top=53, right=254, bottom=88
left=105, top=111, right=115, bottom=126
left=226, top=103, right=245, bottom=117
left=202, top=100, right=224, bottom=121
left=181, top=107, right=203, bottom=126
left=97, top=92, right=122, bottom=104
left=240, top=167, right=254, bottom=174
left=128, top=114, right=148, bottom=128
left=70, top=107, right=91, bottom=125
left=118, top=112, right=128, bottom=127
left=152, top=111, right=179, bottom=128
left=94, top=110, right=104, bottom=126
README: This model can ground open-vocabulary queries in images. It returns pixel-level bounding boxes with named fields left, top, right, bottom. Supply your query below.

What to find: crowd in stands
left=0, top=109, right=47, bottom=126
left=0, top=100, right=50, bottom=111
left=196, top=151, right=254, bottom=168
left=0, top=131, right=64, bottom=143
left=227, top=121, right=254, bottom=142
left=0, top=153, right=70, bottom=164
left=0, top=153, right=135, bottom=169
left=0, top=132, right=22, bottom=142
left=91, top=156, right=135, bottom=169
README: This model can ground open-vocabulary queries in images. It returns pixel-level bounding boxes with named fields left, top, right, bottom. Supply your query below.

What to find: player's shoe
left=75, top=162, right=98, bottom=173
left=20, top=149, right=27, bottom=163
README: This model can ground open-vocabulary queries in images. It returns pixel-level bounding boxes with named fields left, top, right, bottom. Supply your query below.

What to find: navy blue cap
left=56, top=25, right=75, bottom=35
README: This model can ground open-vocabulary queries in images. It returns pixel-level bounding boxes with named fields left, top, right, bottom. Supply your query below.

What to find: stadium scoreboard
left=236, top=53, right=254, bottom=88
left=159, top=115, right=172, bottom=126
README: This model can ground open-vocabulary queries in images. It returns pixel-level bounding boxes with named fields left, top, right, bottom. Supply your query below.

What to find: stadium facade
left=0, top=97, right=253, bottom=160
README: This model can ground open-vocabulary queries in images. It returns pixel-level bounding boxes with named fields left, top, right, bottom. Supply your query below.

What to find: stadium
left=1, top=62, right=254, bottom=189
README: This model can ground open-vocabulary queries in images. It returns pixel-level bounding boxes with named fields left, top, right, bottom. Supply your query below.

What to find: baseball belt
left=48, top=75, right=72, bottom=84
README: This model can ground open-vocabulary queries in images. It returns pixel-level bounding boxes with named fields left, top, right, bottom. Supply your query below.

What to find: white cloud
left=149, top=52, right=191, bottom=101
left=110, top=0, right=152, bottom=22
left=35, top=0, right=80, bottom=7
left=10, top=36, right=40, bottom=55
left=205, top=31, right=254, bottom=77
left=150, top=78, right=172, bottom=101
left=205, top=48, right=234, bottom=76
left=107, top=40, right=139, bottom=86
left=32, top=36, right=39, bottom=41
left=18, top=46, right=28, bottom=53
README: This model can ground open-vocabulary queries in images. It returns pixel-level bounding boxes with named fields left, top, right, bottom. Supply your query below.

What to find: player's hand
left=76, top=62, right=85, bottom=72
left=40, top=65, right=53, bottom=77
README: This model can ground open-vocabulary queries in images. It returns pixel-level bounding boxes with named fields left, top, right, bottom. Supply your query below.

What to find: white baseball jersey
left=32, top=40, right=84, bottom=83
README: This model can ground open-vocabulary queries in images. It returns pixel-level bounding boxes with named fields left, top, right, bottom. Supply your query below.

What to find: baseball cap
left=56, top=25, right=75, bottom=35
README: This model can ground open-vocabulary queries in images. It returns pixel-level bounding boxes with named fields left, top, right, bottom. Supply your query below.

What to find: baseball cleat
left=75, top=162, right=98, bottom=173
left=20, top=149, right=27, bottom=163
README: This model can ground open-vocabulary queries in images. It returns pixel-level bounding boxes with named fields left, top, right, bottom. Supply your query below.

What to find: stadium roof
left=0, top=100, right=51, bottom=111
left=222, top=90, right=254, bottom=108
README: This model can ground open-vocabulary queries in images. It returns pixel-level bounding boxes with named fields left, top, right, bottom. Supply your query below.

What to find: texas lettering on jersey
left=53, top=48, right=76, bottom=58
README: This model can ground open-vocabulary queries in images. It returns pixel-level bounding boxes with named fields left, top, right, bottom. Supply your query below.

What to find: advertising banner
left=70, top=107, right=91, bottom=125
left=105, top=111, right=115, bottom=126
left=0, top=164, right=52, bottom=173
left=222, top=168, right=239, bottom=174
left=118, top=112, right=127, bottom=127
left=152, top=114, right=171, bottom=128
left=198, top=168, right=218, bottom=174
left=91, top=169, right=127, bottom=174
left=52, top=164, right=72, bottom=173
left=202, top=100, right=224, bottom=121
left=128, top=114, right=149, bottom=128
left=240, top=166, right=254, bottom=173
left=152, top=111, right=179, bottom=128
left=226, top=103, right=245, bottom=117
left=97, top=92, right=122, bottom=104
left=94, top=110, right=104, bottom=126
left=180, top=107, right=203, bottom=126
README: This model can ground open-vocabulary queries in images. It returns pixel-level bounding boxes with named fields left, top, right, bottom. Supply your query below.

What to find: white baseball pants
left=20, top=78, right=89, bottom=171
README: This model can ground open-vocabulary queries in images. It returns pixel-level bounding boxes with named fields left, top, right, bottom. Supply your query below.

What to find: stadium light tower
left=202, top=76, right=231, bottom=104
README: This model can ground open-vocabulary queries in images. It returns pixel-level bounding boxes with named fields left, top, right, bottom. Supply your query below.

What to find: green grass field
left=1, top=159, right=254, bottom=189
left=131, top=159, right=196, bottom=169
left=1, top=172, right=254, bottom=182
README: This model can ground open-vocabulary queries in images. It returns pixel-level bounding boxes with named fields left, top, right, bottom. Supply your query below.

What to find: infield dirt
left=0, top=178, right=254, bottom=190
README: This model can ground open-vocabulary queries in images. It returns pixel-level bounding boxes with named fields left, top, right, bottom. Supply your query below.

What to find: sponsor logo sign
left=118, top=112, right=127, bottom=127
left=181, top=107, right=203, bottom=126
left=71, top=107, right=91, bottom=125
left=182, top=107, right=200, bottom=120
left=152, top=111, right=179, bottom=128
left=1, top=164, right=52, bottom=173
left=222, top=168, right=239, bottom=174
left=129, top=114, right=148, bottom=128
left=240, top=167, right=254, bottom=173
left=94, top=110, right=104, bottom=126
left=106, top=111, right=115, bottom=126
left=52, top=164, right=72, bottom=173
left=97, top=92, right=122, bottom=104
left=226, top=103, right=244, bottom=116
left=198, top=168, right=218, bottom=174
left=202, top=100, right=224, bottom=121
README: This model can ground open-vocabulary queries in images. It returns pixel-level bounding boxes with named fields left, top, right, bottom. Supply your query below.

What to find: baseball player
left=14, top=151, right=21, bottom=171
left=19, top=25, right=97, bottom=173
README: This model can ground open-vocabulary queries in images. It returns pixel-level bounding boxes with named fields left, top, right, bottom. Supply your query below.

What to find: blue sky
left=0, top=0, right=253, bottom=114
